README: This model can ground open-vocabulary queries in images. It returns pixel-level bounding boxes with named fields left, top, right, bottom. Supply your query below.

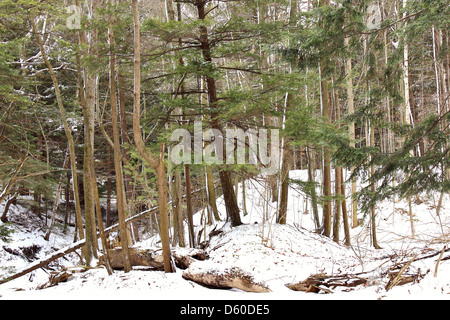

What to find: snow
left=1, top=169, right=450, bottom=300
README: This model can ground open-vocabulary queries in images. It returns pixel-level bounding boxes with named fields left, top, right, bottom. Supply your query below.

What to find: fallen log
left=385, top=254, right=421, bottom=291
left=182, top=265, right=271, bottom=293
left=0, top=184, right=209, bottom=285
left=37, top=266, right=98, bottom=290
left=104, top=248, right=165, bottom=271
left=0, top=240, right=85, bottom=285
left=286, top=273, right=368, bottom=294
left=103, top=248, right=209, bottom=271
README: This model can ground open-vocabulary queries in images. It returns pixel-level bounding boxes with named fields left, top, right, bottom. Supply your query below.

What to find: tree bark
left=29, top=14, right=85, bottom=256
left=171, top=170, right=185, bottom=247
left=307, top=146, right=320, bottom=232
left=278, top=140, right=291, bottom=225
left=1, top=194, right=17, bottom=223
left=205, top=166, right=220, bottom=221
left=370, top=123, right=382, bottom=249
left=196, top=0, right=241, bottom=227
left=92, top=172, right=113, bottom=275
left=83, top=46, right=99, bottom=266
left=132, top=0, right=173, bottom=273
left=333, top=161, right=342, bottom=244
left=185, top=164, right=196, bottom=248
left=340, top=166, right=351, bottom=246
left=402, top=0, right=415, bottom=239
left=321, top=77, right=332, bottom=237
left=109, top=0, right=132, bottom=273
left=0, top=155, right=27, bottom=208
left=76, top=0, right=103, bottom=265
left=44, top=153, right=70, bottom=241
left=278, top=92, right=293, bottom=225
left=345, top=37, right=358, bottom=229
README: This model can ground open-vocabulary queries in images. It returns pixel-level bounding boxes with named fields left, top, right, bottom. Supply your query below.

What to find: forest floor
left=1, top=170, right=450, bottom=300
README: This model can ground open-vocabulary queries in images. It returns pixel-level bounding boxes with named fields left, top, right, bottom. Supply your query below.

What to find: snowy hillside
left=1, top=170, right=450, bottom=300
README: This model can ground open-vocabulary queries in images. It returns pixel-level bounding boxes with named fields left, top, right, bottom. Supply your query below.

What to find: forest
left=0, top=0, right=449, bottom=300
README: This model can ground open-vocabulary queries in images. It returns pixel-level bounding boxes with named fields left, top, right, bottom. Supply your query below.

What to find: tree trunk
left=117, top=68, right=134, bottom=209
left=30, top=14, right=85, bottom=257
left=0, top=155, right=27, bottom=208
left=196, top=0, right=241, bottom=227
left=334, top=89, right=350, bottom=245
left=370, top=123, right=382, bottom=249
left=172, top=170, right=185, bottom=247
left=44, top=153, right=70, bottom=241
left=106, top=175, right=112, bottom=228
left=278, top=140, right=290, bottom=225
left=205, top=166, right=220, bottom=221
left=340, top=166, right=351, bottom=246
left=83, top=59, right=99, bottom=266
left=82, top=89, right=98, bottom=265
left=402, top=0, right=415, bottom=239
left=132, top=0, right=173, bottom=273
left=307, top=146, right=320, bottom=232
left=78, top=0, right=103, bottom=265
left=345, top=37, right=358, bottom=229
left=1, top=194, right=17, bottom=223
left=321, top=77, right=332, bottom=237
left=156, top=146, right=174, bottom=272
left=92, top=172, right=113, bottom=275
left=278, top=91, right=293, bottom=225
left=109, top=0, right=132, bottom=273
left=165, top=0, right=185, bottom=248
left=333, top=161, right=342, bottom=244
left=185, top=164, right=196, bottom=248
left=117, top=63, right=140, bottom=244
left=242, top=177, right=248, bottom=216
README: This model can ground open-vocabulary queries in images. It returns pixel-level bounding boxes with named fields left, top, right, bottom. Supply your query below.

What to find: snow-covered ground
left=1, top=170, right=450, bottom=300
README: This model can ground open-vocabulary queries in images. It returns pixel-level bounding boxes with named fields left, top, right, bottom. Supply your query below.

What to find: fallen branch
left=37, top=266, right=99, bottom=290
left=0, top=240, right=85, bottom=285
left=286, top=273, right=368, bottom=294
left=385, top=254, right=418, bottom=291
left=434, top=246, right=447, bottom=278
left=0, top=185, right=206, bottom=285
